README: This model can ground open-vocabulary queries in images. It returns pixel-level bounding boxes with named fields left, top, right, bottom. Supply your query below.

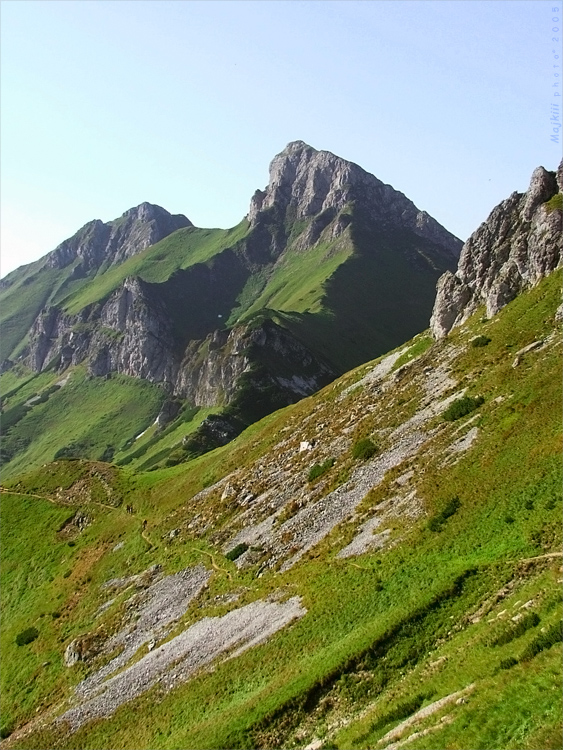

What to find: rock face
left=430, top=164, right=562, bottom=338
left=45, top=203, right=192, bottom=273
left=29, top=285, right=335, bottom=410
left=249, top=141, right=462, bottom=258
left=28, top=277, right=177, bottom=385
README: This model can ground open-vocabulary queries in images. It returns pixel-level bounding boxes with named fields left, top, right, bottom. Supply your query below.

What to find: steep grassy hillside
left=0, top=222, right=251, bottom=364
left=275, top=225, right=448, bottom=372
left=59, top=221, right=250, bottom=316
left=0, top=367, right=167, bottom=477
left=0, top=264, right=67, bottom=362
left=1, top=270, right=560, bottom=750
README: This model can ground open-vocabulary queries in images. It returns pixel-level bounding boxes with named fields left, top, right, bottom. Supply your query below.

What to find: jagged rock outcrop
left=177, top=319, right=335, bottom=407
left=45, top=203, right=192, bottom=274
left=248, top=141, right=462, bottom=258
left=28, top=277, right=177, bottom=385
left=430, top=163, right=562, bottom=338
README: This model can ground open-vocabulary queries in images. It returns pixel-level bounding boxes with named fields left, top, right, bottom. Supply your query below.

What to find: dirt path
left=0, top=487, right=55, bottom=502
left=197, top=549, right=232, bottom=580
left=141, top=528, right=154, bottom=549
left=518, top=551, right=562, bottom=563
left=0, top=487, right=119, bottom=511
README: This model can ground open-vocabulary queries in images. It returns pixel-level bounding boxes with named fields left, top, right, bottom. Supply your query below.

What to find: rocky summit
left=0, top=148, right=561, bottom=750
left=45, top=203, right=193, bottom=274
left=249, top=141, right=461, bottom=256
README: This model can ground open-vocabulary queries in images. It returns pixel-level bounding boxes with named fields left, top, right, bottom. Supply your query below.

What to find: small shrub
left=226, top=543, right=249, bottom=562
left=520, top=621, right=562, bottom=661
left=442, top=395, right=484, bottom=422
left=427, top=496, right=461, bottom=532
left=352, top=438, right=377, bottom=461
left=53, top=443, right=85, bottom=460
left=308, top=458, right=336, bottom=482
left=471, top=335, right=492, bottom=347
left=499, top=657, right=518, bottom=670
left=99, top=445, right=115, bottom=462
left=16, top=627, right=39, bottom=646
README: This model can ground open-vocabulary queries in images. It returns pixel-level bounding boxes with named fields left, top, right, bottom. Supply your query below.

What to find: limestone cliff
left=28, top=281, right=335, bottom=413
left=28, top=277, right=177, bottom=384
left=430, top=163, right=562, bottom=338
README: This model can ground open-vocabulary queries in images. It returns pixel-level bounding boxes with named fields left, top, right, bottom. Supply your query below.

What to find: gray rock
left=155, top=400, right=181, bottom=429
left=431, top=161, right=562, bottom=338
left=248, top=141, right=462, bottom=258
left=64, top=640, right=81, bottom=667
left=511, top=340, right=544, bottom=368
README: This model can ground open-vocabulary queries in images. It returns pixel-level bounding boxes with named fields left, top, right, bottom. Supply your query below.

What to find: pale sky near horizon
left=1, top=0, right=560, bottom=277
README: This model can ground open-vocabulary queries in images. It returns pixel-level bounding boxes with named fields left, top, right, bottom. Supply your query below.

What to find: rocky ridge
left=249, top=141, right=462, bottom=258
left=21, top=144, right=459, bottom=402
left=430, top=162, right=562, bottom=338
left=45, top=203, right=192, bottom=275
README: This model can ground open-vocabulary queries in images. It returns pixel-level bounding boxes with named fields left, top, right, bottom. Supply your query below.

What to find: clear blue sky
left=1, top=0, right=560, bottom=277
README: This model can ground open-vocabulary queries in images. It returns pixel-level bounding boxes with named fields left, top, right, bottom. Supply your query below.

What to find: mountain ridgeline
left=0, top=142, right=463, bottom=466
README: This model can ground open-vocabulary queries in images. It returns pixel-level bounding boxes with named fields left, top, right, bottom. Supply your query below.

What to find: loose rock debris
left=73, top=565, right=211, bottom=699
left=58, top=596, right=306, bottom=730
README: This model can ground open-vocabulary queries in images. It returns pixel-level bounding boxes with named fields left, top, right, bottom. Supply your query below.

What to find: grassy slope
left=113, top=406, right=217, bottom=471
left=241, top=238, right=354, bottom=318
left=1, top=368, right=166, bottom=478
left=60, top=221, right=250, bottom=315
left=2, top=271, right=560, bottom=750
left=277, top=230, right=451, bottom=373
left=0, top=221, right=250, bottom=363
left=0, top=263, right=67, bottom=362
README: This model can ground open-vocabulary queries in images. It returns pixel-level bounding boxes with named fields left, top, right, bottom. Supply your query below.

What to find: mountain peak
left=121, top=202, right=192, bottom=227
left=248, top=142, right=462, bottom=258
left=281, top=140, right=316, bottom=154
left=45, top=204, right=192, bottom=273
